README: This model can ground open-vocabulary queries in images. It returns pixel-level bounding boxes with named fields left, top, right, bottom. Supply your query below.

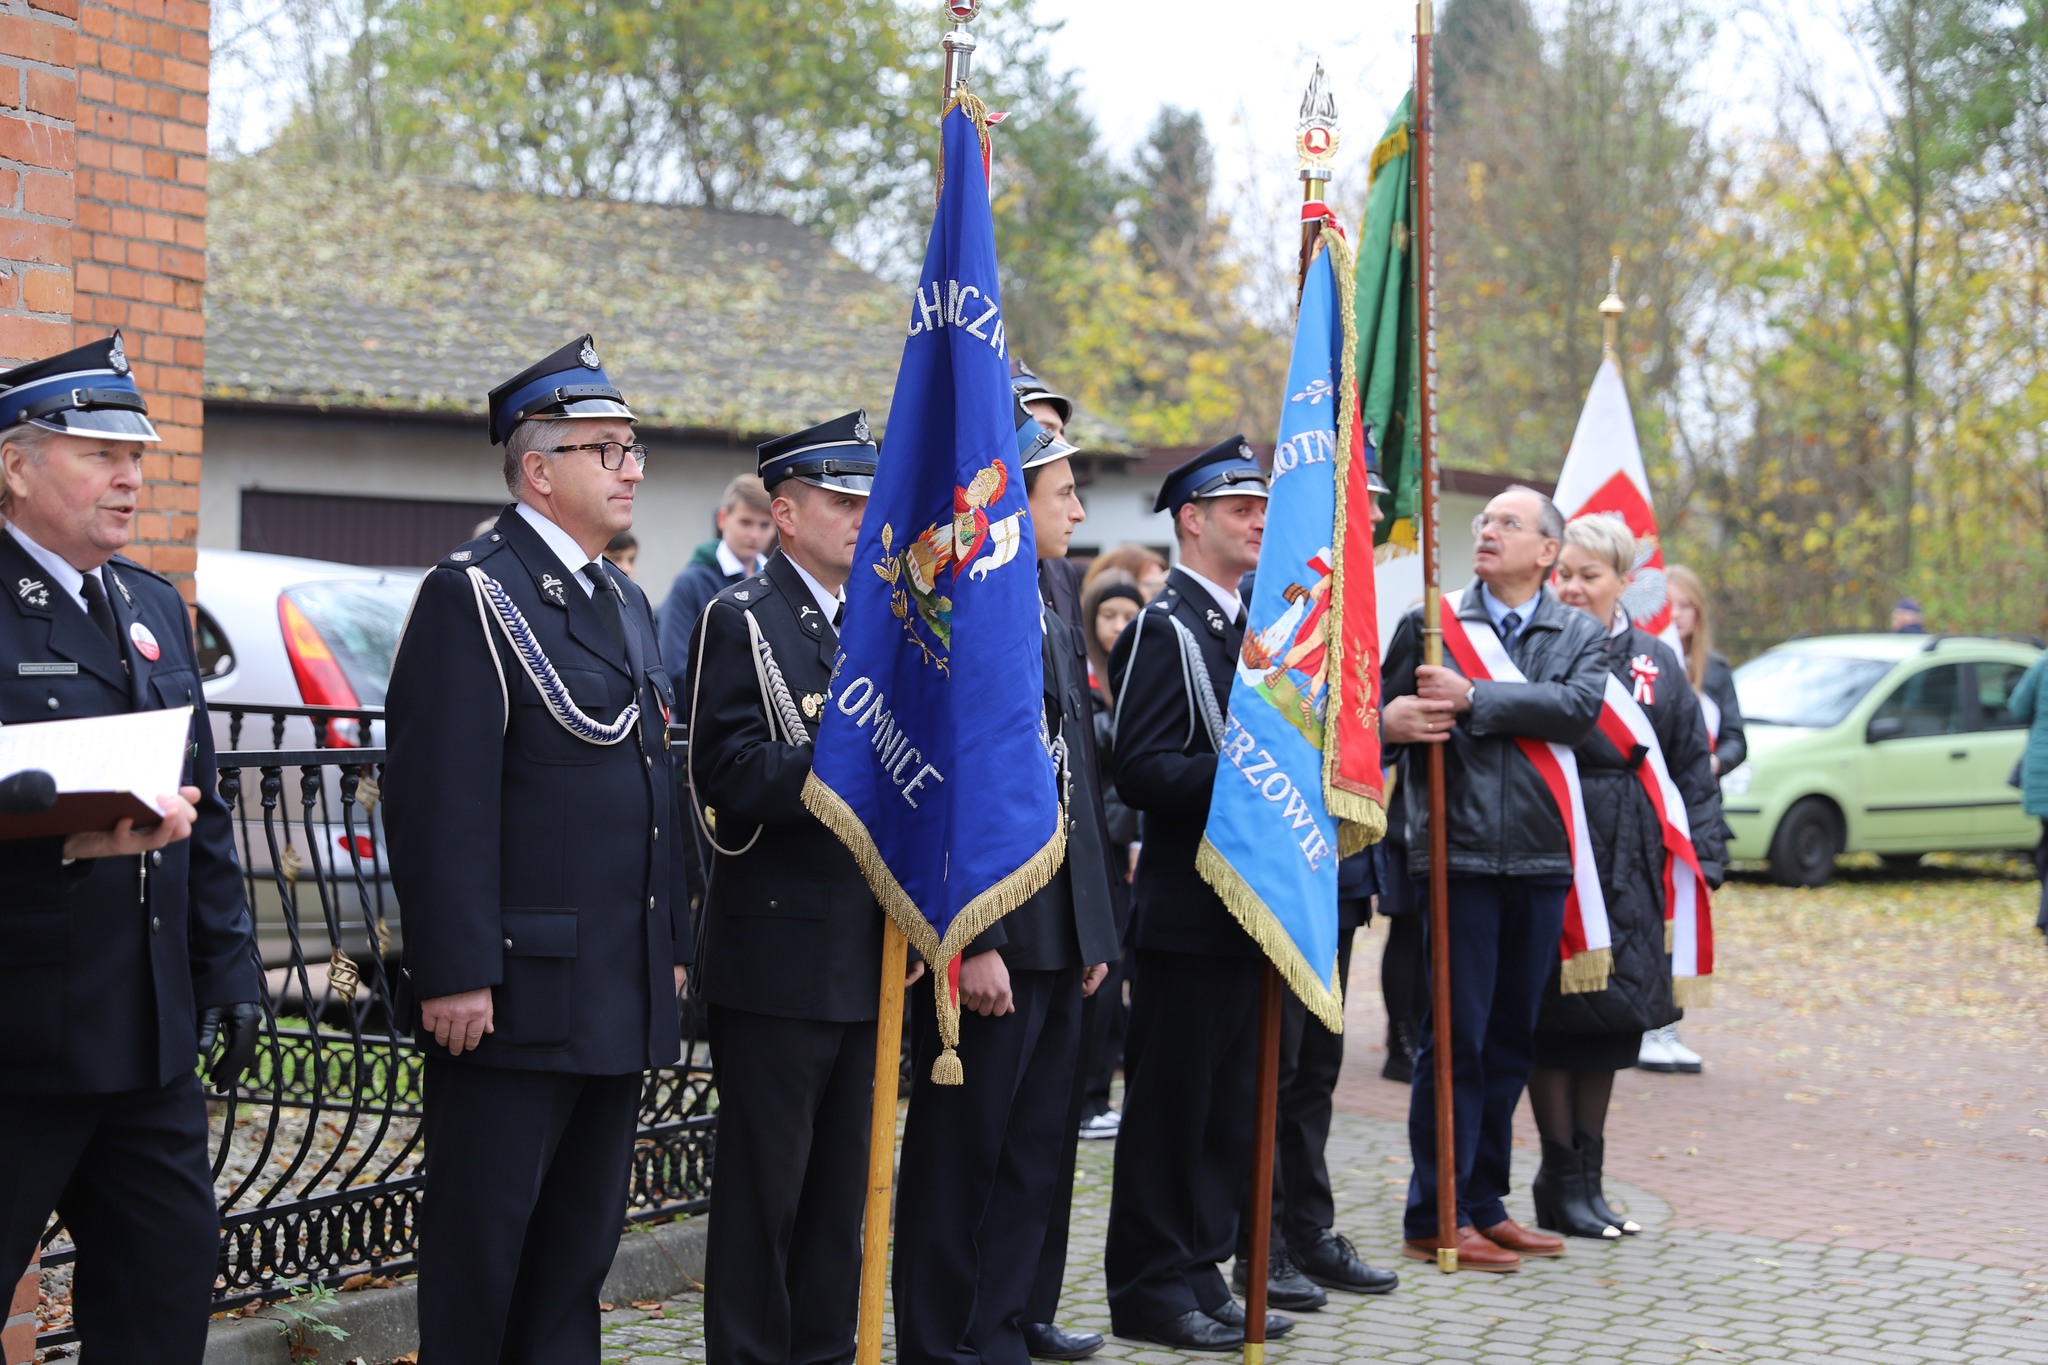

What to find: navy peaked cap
left=758, top=410, right=879, bottom=496
left=1152, top=435, right=1269, bottom=514
left=0, top=332, right=159, bottom=442
left=1015, top=394, right=1079, bottom=471
left=487, top=334, right=634, bottom=446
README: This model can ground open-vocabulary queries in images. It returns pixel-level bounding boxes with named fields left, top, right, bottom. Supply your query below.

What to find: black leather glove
left=198, top=1001, right=263, bottom=1092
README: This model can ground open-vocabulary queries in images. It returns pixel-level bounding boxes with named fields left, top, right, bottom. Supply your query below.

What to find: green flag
left=1353, top=90, right=1419, bottom=550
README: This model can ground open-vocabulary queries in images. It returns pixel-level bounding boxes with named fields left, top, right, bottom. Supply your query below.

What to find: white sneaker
left=1660, top=1025, right=1704, bottom=1073
left=1079, top=1110, right=1122, bottom=1141
left=1638, top=1028, right=1678, bottom=1072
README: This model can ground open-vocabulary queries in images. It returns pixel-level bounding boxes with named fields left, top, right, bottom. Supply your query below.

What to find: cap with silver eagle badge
left=1152, top=434, right=1270, bottom=515
left=0, top=332, right=160, bottom=442
left=486, top=334, right=635, bottom=446
left=757, top=410, right=880, bottom=497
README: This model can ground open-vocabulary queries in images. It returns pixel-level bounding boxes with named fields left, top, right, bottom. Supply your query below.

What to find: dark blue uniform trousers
left=895, top=967, right=1081, bottom=1365
left=0, top=1074, right=218, bottom=1365
left=1403, top=874, right=1569, bottom=1240
left=417, top=1061, right=643, bottom=1365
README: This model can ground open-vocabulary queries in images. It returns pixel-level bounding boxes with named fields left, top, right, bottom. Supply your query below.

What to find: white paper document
left=0, top=706, right=193, bottom=837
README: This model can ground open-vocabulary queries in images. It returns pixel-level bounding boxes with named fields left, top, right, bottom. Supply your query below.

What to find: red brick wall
left=73, top=0, right=204, bottom=596
left=0, top=0, right=77, bottom=368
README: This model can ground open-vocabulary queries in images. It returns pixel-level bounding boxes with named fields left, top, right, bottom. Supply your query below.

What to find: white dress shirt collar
left=516, top=502, right=596, bottom=595
left=1175, top=563, right=1243, bottom=625
left=715, top=540, right=762, bottom=579
left=781, top=551, right=845, bottom=624
left=4, top=519, right=101, bottom=614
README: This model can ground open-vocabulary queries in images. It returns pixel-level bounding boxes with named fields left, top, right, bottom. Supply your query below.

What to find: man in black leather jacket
left=1380, top=484, right=1606, bottom=1272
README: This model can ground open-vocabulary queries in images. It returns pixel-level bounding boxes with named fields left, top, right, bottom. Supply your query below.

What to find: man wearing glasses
left=1379, top=485, right=1606, bottom=1272
left=382, top=335, right=690, bottom=1364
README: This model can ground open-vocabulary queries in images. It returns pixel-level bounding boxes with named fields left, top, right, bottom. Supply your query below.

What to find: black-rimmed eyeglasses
left=550, top=441, right=649, bottom=471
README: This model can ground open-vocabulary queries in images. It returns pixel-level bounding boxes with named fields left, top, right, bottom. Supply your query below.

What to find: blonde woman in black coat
left=1528, top=516, right=1725, bottom=1239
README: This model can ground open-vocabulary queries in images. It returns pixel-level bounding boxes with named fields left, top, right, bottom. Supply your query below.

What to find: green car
left=1722, top=633, right=2042, bottom=886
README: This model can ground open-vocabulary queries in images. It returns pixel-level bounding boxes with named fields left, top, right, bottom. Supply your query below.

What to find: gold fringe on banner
left=1196, top=836, right=1346, bottom=1034
left=1558, top=946, right=1613, bottom=995
left=803, top=771, right=1065, bottom=1084
left=1665, top=918, right=1676, bottom=954
left=1673, top=976, right=1713, bottom=1007
left=1367, top=122, right=1411, bottom=187
left=1314, top=226, right=1390, bottom=851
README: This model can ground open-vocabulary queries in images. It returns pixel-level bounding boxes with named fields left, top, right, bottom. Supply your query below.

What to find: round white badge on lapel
left=129, top=620, right=160, bottom=661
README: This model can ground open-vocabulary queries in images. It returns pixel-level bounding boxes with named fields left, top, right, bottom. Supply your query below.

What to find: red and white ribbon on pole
left=1593, top=675, right=1715, bottom=1002
left=1439, top=593, right=1612, bottom=992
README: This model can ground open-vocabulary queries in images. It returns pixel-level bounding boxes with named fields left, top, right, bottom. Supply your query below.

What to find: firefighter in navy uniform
left=0, top=334, right=261, bottom=1365
left=1101, top=439, right=1296, bottom=1352
left=892, top=405, right=1121, bottom=1365
left=381, top=336, right=689, bottom=1365
left=686, top=412, right=897, bottom=1365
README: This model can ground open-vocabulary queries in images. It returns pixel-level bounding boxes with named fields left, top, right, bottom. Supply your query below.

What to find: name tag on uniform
left=18, top=662, right=78, bottom=676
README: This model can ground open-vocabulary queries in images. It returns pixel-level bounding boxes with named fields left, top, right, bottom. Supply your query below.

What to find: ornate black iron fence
left=35, top=703, right=715, bottom=1351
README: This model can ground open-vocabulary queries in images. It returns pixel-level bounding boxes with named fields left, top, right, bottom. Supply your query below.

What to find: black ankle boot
left=1382, top=1020, right=1418, bottom=1083
left=1531, top=1137, right=1619, bottom=1240
left=1578, top=1134, right=1640, bottom=1235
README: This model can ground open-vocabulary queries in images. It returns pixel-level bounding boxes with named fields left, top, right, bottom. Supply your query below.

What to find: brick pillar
left=73, top=0, right=204, bottom=598
left=0, top=0, right=78, bottom=366
left=2, top=1252, right=36, bottom=1365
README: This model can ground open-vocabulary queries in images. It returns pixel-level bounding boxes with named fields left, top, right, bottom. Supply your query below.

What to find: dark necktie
left=831, top=600, right=845, bottom=630
left=1233, top=603, right=1249, bottom=633
left=80, top=572, right=125, bottom=658
left=582, top=563, right=625, bottom=653
left=1499, top=611, right=1522, bottom=647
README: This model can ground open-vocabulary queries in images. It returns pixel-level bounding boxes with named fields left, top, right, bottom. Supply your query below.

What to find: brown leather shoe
left=1401, top=1226, right=1522, bottom=1273
left=1476, top=1217, right=1565, bottom=1258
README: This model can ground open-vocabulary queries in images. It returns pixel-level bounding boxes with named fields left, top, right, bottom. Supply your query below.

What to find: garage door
left=240, top=489, right=504, bottom=568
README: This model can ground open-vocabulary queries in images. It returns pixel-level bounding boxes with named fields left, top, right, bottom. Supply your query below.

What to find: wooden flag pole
left=1413, top=0, right=1460, bottom=1273
left=855, top=920, right=909, bottom=1365
left=853, top=10, right=983, bottom=1362
left=1242, top=67, right=1343, bottom=1365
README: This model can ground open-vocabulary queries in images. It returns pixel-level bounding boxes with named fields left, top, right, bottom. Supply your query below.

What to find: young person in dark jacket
left=1530, top=517, right=1725, bottom=1240
left=894, top=411, right=1119, bottom=1365
left=1381, top=485, right=1608, bottom=1272
left=1648, top=564, right=1745, bottom=1074
left=655, top=473, right=773, bottom=676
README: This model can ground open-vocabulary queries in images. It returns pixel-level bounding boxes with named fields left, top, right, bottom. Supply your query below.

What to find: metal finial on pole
left=943, top=0, right=980, bottom=100
left=1600, top=255, right=1624, bottom=356
left=1295, top=61, right=1341, bottom=291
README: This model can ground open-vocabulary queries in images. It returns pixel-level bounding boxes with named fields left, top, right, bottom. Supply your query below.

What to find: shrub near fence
left=33, top=704, right=716, bottom=1352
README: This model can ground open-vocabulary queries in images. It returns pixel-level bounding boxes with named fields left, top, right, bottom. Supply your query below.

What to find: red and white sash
left=1594, top=675, right=1715, bottom=1002
left=1440, top=594, right=1612, bottom=993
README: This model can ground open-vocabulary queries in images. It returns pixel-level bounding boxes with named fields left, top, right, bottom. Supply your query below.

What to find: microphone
left=0, top=769, right=58, bottom=817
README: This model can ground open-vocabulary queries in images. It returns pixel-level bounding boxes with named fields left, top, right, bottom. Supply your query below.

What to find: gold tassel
left=931, top=1049, right=964, bottom=1085
left=1195, top=836, right=1346, bottom=1033
left=1558, top=946, right=1613, bottom=995
left=1673, top=976, right=1714, bottom=1007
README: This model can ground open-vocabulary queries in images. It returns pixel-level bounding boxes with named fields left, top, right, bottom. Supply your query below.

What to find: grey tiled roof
left=204, top=158, right=907, bottom=438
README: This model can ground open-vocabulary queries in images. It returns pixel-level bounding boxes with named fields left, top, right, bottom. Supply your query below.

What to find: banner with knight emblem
left=1197, top=230, right=1386, bottom=1033
left=1553, top=352, right=1679, bottom=646
left=804, top=97, right=1063, bottom=1083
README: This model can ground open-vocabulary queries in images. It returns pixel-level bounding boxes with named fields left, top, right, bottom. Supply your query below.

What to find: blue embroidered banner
left=804, top=100, right=1064, bottom=1082
left=1197, top=234, right=1383, bottom=1032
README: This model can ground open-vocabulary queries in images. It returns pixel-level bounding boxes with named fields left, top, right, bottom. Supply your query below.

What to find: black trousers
left=896, top=967, right=1082, bottom=1365
left=0, top=1074, right=217, bottom=1365
left=1104, top=948, right=1262, bottom=1333
left=1238, top=926, right=1357, bottom=1257
left=1023, top=972, right=1105, bottom=1325
left=417, top=1060, right=642, bottom=1365
left=1404, top=875, right=1568, bottom=1240
left=704, top=1005, right=875, bottom=1365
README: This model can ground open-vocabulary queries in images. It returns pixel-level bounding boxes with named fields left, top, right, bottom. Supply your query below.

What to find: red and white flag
left=1552, top=356, right=1678, bottom=648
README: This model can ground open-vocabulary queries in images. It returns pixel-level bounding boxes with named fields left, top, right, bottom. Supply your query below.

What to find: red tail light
left=278, top=594, right=361, bottom=746
left=336, top=834, right=375, bottom=860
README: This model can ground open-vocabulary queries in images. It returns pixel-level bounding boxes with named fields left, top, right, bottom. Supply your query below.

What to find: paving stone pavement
left=601, top=869, right=2048, bottom=1362
left=598, top=1108, right=2048, bottom=1364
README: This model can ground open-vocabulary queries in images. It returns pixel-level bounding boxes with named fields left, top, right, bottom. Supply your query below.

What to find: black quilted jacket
left=1538, top=625, right=1726, bottom=1036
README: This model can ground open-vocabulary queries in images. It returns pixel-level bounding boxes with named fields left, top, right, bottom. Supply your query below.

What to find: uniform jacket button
left=503, top=937, right=514, bottom=949
left=151, top=850, right=163, bottom=867
left=768, top=899, right=779, bottom=910
left=150, top=916, right=161, bottom=932
left=46, top=696, right=58, bottom=710
left=647, top=896, right=656, bottom=910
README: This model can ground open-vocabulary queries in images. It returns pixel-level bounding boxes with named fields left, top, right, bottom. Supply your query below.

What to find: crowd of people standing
left=1, top=332, right=1748, bottom=1365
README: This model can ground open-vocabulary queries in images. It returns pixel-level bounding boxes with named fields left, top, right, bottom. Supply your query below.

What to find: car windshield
left=282, top=576, right=421, bottom=707
left=1734, top=650, right=1894, bottom=729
